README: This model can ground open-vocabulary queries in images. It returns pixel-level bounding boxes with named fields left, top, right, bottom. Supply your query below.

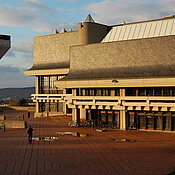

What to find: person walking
left=27, top=126, right=33, bottom=144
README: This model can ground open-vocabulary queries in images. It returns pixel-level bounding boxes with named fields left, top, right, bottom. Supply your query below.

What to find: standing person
left=27, top=126, right=33, bottom=144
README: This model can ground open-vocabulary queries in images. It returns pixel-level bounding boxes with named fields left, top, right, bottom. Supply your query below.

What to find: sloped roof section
left=29, top=62, right=69, bottom=70
left=102, top=18, right=175, bottom=43
left=65, top=35, right=175, bottom=80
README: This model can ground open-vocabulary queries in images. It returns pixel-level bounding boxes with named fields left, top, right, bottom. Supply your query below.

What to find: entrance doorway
left=128, top=112, right=137, bottom=129
left=86, top=110, right=120, bottom=128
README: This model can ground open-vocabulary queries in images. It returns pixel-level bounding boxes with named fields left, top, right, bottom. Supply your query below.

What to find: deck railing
left=31, top=94, right=175, bottom=110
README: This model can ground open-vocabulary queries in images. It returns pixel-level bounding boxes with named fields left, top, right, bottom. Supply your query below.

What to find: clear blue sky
left=0, top=0, right=174, bottom=88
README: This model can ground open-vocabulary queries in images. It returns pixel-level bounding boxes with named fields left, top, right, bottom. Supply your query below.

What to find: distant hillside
left=0, top=87, right=35, bottom=100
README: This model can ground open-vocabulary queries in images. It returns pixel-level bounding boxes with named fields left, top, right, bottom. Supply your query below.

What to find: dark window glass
left=125, top=88, right=136, bottom=96
left=140, top=115, right=146, bottom=129
left=146, top=88, right=153, bottom=96
left=147, top=115, right=154, bottom=129
left=85, top=89, right=89, bottom=96
left=115, top=88, right=120, bottom=96
left=89, top=89, right=95, bottom=96
left=96, top=89, right=102, bottom=96
left=163, top=88, right=171, bottom=96
left=138, top=89, right=146, bottom=96
left=40, top=75, right=65, bottom=94
left=39, top=102, right=45, bottom=112
left=165, top=116, right=171, bottom=130
left=76, top=89, right=79, bottom=96
left=172, top=88, right=175, bottom=96
left=102, top=89, right=108, bottom=96
left=66, top=88, right=72, bottom=94
left=41, top=76, right=49, bottom=94
left=154, top=88, right=162, bottom=96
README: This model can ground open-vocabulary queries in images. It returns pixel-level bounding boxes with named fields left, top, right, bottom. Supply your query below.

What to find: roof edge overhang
left=56, top=77, right=175, bottom=88
left=24, top=68, right=69, bottom=76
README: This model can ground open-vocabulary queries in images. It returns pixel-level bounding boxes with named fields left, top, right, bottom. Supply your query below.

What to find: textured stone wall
left=33, top=31, right=78, bottom=69
left=67, top=35, right=175, bottom=79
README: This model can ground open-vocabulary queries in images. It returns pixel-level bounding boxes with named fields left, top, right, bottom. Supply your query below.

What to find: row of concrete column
left=72, top=108, right=127, bottom=130
left=71, top=88, right=127, bottom=129
left=35, top=77, right=127, bottom=129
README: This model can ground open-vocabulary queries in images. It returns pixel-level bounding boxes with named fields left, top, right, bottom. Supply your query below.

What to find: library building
left=25, top=14, right=175, bottom=132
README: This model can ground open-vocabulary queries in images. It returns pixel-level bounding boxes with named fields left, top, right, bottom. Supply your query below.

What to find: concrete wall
left=78, top=22, right=109, bottom=45
left=0, top=120, right=27, bottom=128
left=33, top=31, right=78, bottom=69
left=67, top=35, right=175, bottom=80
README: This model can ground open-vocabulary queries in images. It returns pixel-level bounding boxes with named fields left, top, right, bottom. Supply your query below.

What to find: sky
left=0, top=0, right=175, bottom=88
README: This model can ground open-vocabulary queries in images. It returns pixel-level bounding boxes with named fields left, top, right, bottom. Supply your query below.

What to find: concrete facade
left=25, top=15, right=175, bottom=132
left=67, top=36, right=175, bottom=80
left=78, top=22, right=110, bottom=45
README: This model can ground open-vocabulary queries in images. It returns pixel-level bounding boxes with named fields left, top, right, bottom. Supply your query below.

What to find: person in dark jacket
left=27, top=126, right=33, bottom=144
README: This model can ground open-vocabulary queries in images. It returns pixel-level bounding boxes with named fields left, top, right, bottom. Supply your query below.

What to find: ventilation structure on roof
left=84, top=14, right=95, bottom=23
left=60, top=28, right=67, bottom=33
left=52, top=29, right=59, bottom=34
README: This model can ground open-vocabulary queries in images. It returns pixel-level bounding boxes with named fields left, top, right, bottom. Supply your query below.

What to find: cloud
left=0, top=2, right=77, bottom=33
left=24, top=0, right=39, bottom=2
left=58, top=0, right=77, bottom=2
left=84, top=0, right=175, bottom=25
left=23, top=0, right=54, bottom=11
left=5, top=50, right=16, bottom=57
left=13, top=40, right=33, bottom=55
left=0, top=65, right=21, bottom=73
left=0, top=2, right=57, bottom=33
left=2, top=39, right=34, bottom=70
left=5, top=39, right=33, bottom=63
left=0, top=65, right=34, bottom=88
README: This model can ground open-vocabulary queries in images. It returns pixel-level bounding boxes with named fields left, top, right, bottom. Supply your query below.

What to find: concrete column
left=71, top=89, right=77, bottom=124
left=72, top=108, right=77, bottom=122
left=80, top=109, right=86, bottom=120
left=72, top=89, right=76, bottom=96
left=120, top=110, right=127, bottom=130
left=119, top=89, right=127, bottom=130
left=34, top=102, right=39, bottom=118
left=35, top=76, right=40, bottom=117
left=120, top=89, right=125, bottom=97
left=63, top=88, right=67, bottom=115
left=35, top=76, right=40, bottom=94
left=72, top=107, right=80, bottom=125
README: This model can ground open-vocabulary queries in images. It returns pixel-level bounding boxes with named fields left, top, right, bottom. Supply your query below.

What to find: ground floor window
left=86, top=110, right=120, bottom=128
left=39, top=102, right=63, bottom=113
left=128, top=111, right=174, bottom=131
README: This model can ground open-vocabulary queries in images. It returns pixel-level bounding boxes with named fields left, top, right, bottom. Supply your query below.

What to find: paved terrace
left=0, top=109, right=175, bottom=175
